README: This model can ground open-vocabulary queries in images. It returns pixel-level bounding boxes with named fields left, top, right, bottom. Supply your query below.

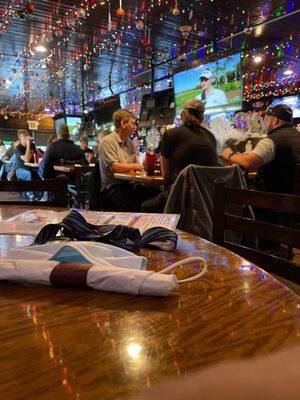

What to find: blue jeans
left=16, top=168, right=33, bottom=181
left=16, top=168, right=38, bottom=199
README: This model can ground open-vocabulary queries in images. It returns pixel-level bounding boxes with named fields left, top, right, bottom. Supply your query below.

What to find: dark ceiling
left=0, top=0, right=299, bottom=113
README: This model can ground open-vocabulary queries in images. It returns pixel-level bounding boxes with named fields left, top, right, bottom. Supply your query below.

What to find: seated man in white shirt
left=99, top=109, right=159, bottom=211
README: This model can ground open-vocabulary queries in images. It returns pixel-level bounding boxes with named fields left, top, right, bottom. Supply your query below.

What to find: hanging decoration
left=141, top=15, right=148, bottom=46
left=17, top=10, right=27, bottom=19
left=172, top=1, right=180, bottom=16
left=244, top=12, right=252, bottom=35
left=77, top=7, right=86, bottom=19
left=135, top=19, right=144, bottom=31
left=108, top=1, right=112, bottom=32
left=146, top=28, right=152, bottom=52
left=146, top=126, right=161, bottom=153
left=26, top=2, right=35, bottom=14
left=116, top=0, right=125, bottom=18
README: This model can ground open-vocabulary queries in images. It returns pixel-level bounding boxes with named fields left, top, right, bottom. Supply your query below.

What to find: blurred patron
left=3, top=139, right=20, bottom=160
left=47, top=134, right=57, bottom=146
left=41, top=124, right=86, bottom=179
left=142, top=99, right=218, bottom=212
left=14, top=129, right=39, bottom=182
left=80, top=135, right=94, bottom=163
left=99, top=109, right=157, bottom=211
left=221, top=104, right=300, bottom=194
left=0, top=139, right=6, bottom=159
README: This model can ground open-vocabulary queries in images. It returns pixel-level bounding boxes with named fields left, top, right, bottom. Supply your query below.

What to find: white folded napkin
left=0, top=242, right=208, bottom=297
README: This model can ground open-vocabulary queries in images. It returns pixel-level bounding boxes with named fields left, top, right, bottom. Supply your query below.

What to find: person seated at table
left=41, top=124, right=86, bottom=179
left=14, top=129, right=39, bottom=182
left=0, top=139, right=6, bottom=160
left=47, top=134, right=57, bottom=146
left=0, top=139, right=20, bottom=180
left=93, top=131, right=109, bottom=160
left=220, top=104, right=300, bottom=194
left=80, top=136, right=94, bottom=163
left=221, top=105, right=300, bottom=249
left=99, top=109, right=159, bottom=211
left=4, top=139, right=20, bottom=161
left=142, top=99, right=218, bottom=212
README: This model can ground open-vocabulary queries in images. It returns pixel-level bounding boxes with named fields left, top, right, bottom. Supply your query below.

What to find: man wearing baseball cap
left=221, top=104, right=300, bottom=194
left=195, top=68, right=228, bottom=108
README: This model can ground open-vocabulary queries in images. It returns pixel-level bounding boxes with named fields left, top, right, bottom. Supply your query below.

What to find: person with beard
left=221, top=104, right=300, bottom=194
left=221, top=104, right=300, bottom=249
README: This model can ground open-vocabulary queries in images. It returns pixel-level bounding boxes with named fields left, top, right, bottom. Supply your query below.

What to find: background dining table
left=114, top=171, right=165, bottom=186
left=0, top=205, right=299, bottom=400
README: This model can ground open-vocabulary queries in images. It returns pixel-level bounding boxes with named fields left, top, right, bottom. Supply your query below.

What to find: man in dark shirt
left=141, top=99, right=218, bottom=212
left=41, top=124, right=86, bottom=179
left=14, top=129, right=38, bottom=181
left=160, top=99, right=218, bottom=186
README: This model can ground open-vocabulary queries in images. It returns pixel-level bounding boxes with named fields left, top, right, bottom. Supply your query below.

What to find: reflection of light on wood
left=127, top=343, right=142, bottom=360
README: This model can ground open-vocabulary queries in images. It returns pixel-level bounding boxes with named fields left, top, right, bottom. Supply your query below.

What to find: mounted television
left=66, top=116, right=82, bottom=135
left=139, top=88, right=175, bottom=128
left=54, top=114, right=82, bottom=136
left=174, top=53, right=242, bottom=116
left=93, top=95, right=120, bottom=127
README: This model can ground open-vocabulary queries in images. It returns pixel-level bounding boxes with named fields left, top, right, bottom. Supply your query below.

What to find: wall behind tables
left=0, top=113, right=54, bottom=146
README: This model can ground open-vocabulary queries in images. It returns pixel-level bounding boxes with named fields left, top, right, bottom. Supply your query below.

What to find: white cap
left=199, top=68, right=213, bottom=79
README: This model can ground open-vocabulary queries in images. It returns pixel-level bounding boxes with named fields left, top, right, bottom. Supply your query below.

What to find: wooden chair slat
left=0, top=178, right=68, bottom=207
left=225, top=214, right=300, bottom=248
left=212, top=180, right=300, bottom=284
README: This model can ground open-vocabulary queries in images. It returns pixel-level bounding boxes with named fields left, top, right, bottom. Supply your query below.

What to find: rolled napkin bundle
left=0, top=259, right=178, bottom=296
left=0, top=242, right=208, bottom=297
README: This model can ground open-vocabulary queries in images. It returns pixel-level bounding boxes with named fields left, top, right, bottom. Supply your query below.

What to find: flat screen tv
left=66, top=116, right=82, bottom=136
left=93, top=95, right=120, bottom=127
left=54, top=114, right=82, bottom=136
left=139, top=88, right=175, bottom=128
left=54, top=117, right=65, bottom=134
left=174, top=53, right=242, bottom=116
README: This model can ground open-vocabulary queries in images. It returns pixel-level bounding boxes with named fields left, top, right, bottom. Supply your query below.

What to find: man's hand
left=220, top=147, right=233, bottom=160
left=26, top=136, right=33, bottom=146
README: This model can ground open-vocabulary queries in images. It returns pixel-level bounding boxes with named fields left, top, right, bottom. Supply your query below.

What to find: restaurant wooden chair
left=287, top=163, right=300, bottom=259
left=0, top=176, right=68, bottom=207
left=212, top=180, right=300, bottom=284
left=68, top=165, right=91, bottom=209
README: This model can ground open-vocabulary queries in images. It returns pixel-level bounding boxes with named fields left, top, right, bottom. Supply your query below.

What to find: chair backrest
left=292, top=163, right=300, bottom=196
left=212, top=180, right=300, bottom=284
left=88, top=161, right=103, bottom=210
left=164, top=164, right=248, bottom=240
left=0, top=177, right=68, bottom=207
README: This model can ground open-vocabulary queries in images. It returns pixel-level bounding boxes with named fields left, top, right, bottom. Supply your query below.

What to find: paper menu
left=0, top=210, right=179, bottom=236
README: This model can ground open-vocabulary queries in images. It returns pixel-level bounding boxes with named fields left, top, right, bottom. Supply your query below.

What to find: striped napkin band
left=33, top=209, right=178, bottom=251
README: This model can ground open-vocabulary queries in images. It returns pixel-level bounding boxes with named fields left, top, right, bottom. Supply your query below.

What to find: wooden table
left=114, top=171, right=165, bottom=186
left=54, top=164, right=95, bottom=174
left=0, top=205, right=299, bottom=400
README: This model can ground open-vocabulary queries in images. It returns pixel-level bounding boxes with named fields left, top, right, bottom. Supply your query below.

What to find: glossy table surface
left=54, top=164, right=95, bottom=173
left=114, top=171, right=164, bottom=185
left=0, top=206, right=299, bottom=400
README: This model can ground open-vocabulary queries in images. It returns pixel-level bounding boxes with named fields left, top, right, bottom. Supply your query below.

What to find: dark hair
left=181, top=108, right=204, bottom=127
